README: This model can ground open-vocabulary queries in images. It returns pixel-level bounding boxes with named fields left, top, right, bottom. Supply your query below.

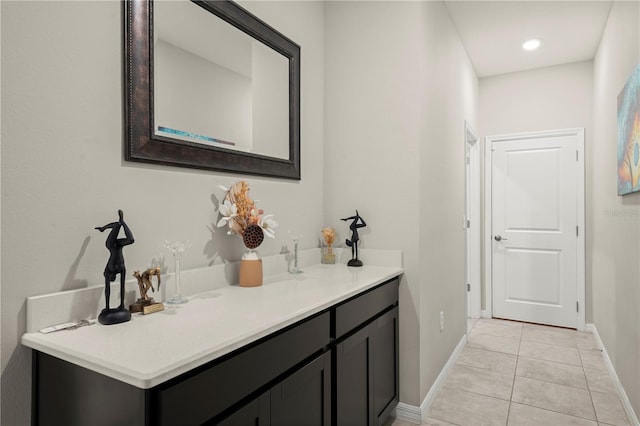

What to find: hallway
left=393, top=319, right=632, bottom=425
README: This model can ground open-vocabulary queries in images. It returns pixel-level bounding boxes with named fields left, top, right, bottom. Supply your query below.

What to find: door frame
left=484, top=128, right=586, bottom=330
left=465, top=121, right=481, bottom=319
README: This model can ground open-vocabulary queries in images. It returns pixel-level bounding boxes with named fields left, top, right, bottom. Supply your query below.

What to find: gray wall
left=591, top=1, right=640, bottom=415
left=1, top=1, right=325, bottom=424
left=324, top=0, right=478, bottom=406
left=418, top=0, right=479, bottom=402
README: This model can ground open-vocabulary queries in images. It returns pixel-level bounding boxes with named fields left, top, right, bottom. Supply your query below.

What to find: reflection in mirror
left=124, top=0, right=300, bottom=179
left=154, top=1, right=289, bottom=158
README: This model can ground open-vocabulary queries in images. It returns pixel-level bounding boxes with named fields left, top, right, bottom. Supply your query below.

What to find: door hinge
left=467, top=283, right=471, bottom=292
left=466, top=219, right=471, bottom=228
left=576, top=226, right=579, bottom=237
left=576, top=301, right=579, bottom=312
left=576, top=150, right=579, bottom=161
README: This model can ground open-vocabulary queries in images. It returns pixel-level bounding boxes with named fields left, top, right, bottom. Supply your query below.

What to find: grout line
left=461, top=344, right=519, bottom=357
left=582, top=348, right=601, bottom=424
left=505, top=328, right=522, bottom=426
left=511, top=400, right=601, bottom=424
left=438, top=385, right=512, bottom=403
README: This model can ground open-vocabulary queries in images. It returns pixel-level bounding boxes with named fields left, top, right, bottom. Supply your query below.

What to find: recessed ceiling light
left=522, top=38, right=542, bottom=51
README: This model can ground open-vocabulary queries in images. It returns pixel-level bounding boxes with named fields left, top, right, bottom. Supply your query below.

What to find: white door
left=489, top=130, right=584, bottom=328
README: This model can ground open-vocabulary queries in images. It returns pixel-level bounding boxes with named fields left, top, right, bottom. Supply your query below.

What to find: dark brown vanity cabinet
left=31, top=276, right=399, bottom=426
left=334, top=280, right=400, bottom=426
left=218, top=351, right=332, bottom=426
left=155, top=312, right=331, bottom=425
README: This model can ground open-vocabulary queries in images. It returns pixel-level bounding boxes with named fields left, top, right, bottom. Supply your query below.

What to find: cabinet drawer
left=156, top=311, right=330, bottom=426
left=334, top=278, right=399, bottom=338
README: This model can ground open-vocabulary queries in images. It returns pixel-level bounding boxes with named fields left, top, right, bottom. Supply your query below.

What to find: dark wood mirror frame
left=124, top=0, right=301, bottom=179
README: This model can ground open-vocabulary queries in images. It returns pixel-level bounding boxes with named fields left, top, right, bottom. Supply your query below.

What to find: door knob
left=494, top=235, right=508, bottom=241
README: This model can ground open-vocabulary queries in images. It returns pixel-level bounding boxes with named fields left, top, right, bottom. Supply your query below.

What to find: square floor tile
left=521, top=326, right=578, bottom=348
left=590, top=390, right=631, bottom=425
left=428, top=386, right=510, bottom=426
left=443, top=364, right=514, bottom=400
left=511, top=376, right=595, bottom=420
left=522, top=323, right=577, bottom=335
left=518, top=340, right=582, bottom=366
left=576, top=332, right=600, bottom=351
left=584, top=367, right=617, bottom=394
left=516, top=356, right=587, bottom=389
left=457, top=346, right=518, bottom=375
left=468, top=332, right=520, bottom=355
left=507, top=402, right=598, bottom=425
left=473, top=320, right=523, bottom=340
left=579, top=349, right=606, bottom=370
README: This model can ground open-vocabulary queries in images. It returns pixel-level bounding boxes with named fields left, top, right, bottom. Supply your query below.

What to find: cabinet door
left=271, top=352, right=331, bottom=426
left=373, top=307, right=399, bottom=425
left=335, top=325, right=374, bottom=426
left=34, top=352, right=147, bottom=426
left=216, top=391, right=270, bottom=426
left=157, top=312, right=330, bottom=425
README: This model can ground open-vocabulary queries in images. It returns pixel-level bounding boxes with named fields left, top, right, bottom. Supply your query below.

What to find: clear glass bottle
left=164, top=240, right=190, bottom=304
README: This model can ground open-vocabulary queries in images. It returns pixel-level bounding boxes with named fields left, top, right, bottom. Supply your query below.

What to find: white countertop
left=22, top=262, right=402, bottom=389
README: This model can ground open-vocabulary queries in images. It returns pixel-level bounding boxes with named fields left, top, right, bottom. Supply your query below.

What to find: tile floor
left=391, top=318, right=632, bottom=426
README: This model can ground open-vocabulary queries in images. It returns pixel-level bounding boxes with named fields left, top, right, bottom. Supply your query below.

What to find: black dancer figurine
left=95, top=210, right=135, bottom=325
left=341, top=210, right=367, bottom=267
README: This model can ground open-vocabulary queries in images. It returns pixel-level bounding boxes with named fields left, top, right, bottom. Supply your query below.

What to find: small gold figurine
left=130, top=267, right=164, bottom=314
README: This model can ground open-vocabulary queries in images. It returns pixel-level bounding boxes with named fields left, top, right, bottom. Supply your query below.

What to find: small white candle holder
left=163, top=240, right=191, bottom=304
left=289, top=231, right=303, bottom=274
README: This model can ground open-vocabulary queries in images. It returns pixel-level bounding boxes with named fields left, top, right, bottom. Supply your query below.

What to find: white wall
left=591, top=0, right=640, bottom=415
left=419, top=0, right=479, bottom=401
left=324, top=1, right=423, bottom=405
left=480, top=61, right=594, bottom=136
left=0, top=1, right=325, bottom=424
left=324, top=0, right=478, bottom=406
left=252, top=40, right=289, bottom=159
left=479, top=60, right=594, bottom=319
left=156, top=40, right=253, bottom=148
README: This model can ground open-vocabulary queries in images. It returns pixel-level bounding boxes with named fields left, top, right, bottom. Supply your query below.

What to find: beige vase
left=239, top=259, right=263, bottom=287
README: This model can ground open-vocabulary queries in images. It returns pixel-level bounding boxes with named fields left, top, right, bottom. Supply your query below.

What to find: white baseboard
left=393, top=334, right=468, bottom=423
left=587, top=323, right=639, bottom=425
left=393, top=402, right=422, bottom=424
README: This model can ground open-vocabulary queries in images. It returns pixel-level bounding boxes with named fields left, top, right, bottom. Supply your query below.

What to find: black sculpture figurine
left=95, top=210, right=135, bottom=325
left=341, top=210, right=367, bottom=267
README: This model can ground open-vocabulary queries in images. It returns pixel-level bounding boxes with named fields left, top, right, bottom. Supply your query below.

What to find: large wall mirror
left=125, top=0, right=301, bottom=179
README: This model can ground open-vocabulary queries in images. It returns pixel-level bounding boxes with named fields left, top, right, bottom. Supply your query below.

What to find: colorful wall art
left=617, top=63, right=640, bottom=195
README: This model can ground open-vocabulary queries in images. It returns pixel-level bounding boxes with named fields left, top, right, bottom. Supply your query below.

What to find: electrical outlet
left=439, top=311, right=445, bottom=332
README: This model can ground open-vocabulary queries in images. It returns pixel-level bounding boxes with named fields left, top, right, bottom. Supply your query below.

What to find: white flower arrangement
left=217, top=181, right=278, bottom=250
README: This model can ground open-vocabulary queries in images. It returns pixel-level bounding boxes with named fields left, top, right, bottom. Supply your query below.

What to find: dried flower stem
left=322, top=227, right=336, bottom=246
